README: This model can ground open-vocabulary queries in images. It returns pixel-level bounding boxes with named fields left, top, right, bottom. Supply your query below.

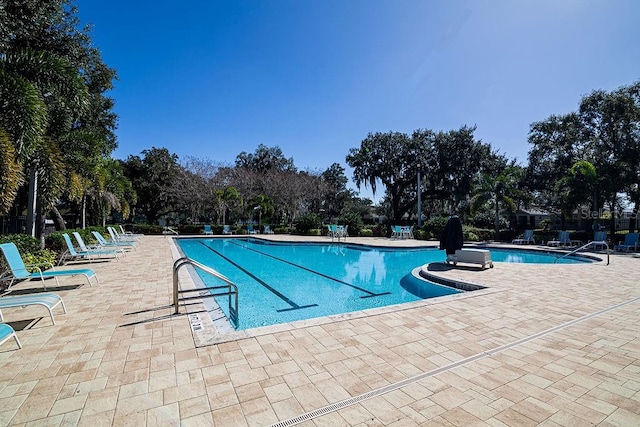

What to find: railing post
left=554, top=241, right=609, bottom=265
left=172, top=256, right=239, bottom=326
left=173, top=257, right=187, bottom=314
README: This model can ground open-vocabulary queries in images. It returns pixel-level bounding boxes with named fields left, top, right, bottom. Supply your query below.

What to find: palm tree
left=214, top=186, right=240, bottom=225
left=249, top=194, right=275, bottom=228
left=471, top=169, right=518, bottom=238
left=0, top=130, right=24, bottom=214
left=95, top=159, right=135, bottom=226
left=0, top=48, right=88, bottom=236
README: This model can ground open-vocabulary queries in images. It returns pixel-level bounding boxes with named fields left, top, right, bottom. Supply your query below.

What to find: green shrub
left=465, top=226, right=493, bottom=241
left=0, top=234, right=57, bottom=272
left=371, top=224, right=386, bottom=237
left=45, top=226, right=113, bottom=254
left=308, top=228, right=322, bottom=236
left=22, top=249, right=57, bottom=272
left=0, top=233, right=41, bottom=254
left=539, top=219, right=551, bottom=231
left=130, top=224, right=164, bottom=235
left=175, top=224, right=203, bottom=235
left=274, top=226, right=290, bottom=234
left=45, top=231, right=65, bottom=252
left=413, top=228, right=428, bottom=240
left=464, top=230, right=479, bottom=241
left=359, top=228, right=373, bottom=237
left=337, top=212, right=364, bottom=236
left=296, top=213, right=321, bottom=234
left=422, top=217, right=449, bottom=239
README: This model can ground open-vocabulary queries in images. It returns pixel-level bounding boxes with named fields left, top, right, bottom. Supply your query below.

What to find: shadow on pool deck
left=0, top=235, right=638, bottom=426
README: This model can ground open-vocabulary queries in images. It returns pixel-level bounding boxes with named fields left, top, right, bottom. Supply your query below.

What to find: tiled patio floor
left=0, top=235, right=638, bottom=426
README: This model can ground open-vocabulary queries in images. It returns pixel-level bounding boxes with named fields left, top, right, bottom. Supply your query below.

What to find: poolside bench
left=446, top=249, right=494, bottom=270
left=0, top=293, right=66, bottom=325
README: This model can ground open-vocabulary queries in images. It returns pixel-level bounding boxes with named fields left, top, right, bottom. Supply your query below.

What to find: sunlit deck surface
left=0, top=234, right=638, bottom=426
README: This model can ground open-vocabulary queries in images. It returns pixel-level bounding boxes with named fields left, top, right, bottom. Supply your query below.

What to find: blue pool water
left=176, top=238, right=592, bottom=330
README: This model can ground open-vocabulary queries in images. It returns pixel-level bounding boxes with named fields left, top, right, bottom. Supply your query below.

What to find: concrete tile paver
left=0, top=235, right=638, bottom=426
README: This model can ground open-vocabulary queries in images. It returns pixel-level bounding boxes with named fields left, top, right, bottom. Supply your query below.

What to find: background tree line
left=346, top=82, right=640, bottom=236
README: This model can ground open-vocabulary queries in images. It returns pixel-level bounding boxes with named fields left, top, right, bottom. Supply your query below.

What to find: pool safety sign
left=188, top=313, right=203, bottom=332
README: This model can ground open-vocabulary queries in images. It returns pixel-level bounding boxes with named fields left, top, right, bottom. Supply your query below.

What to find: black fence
left=0, top=216, right=27, bottom=235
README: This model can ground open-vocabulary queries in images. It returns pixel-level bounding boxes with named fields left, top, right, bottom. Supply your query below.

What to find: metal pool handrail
left=173, top=257, right=238, bottom=327
left=554, top=241, right=609, bottom=265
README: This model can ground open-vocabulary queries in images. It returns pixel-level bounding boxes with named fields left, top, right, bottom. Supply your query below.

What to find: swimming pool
left=176, top=238, right=593, bottom=330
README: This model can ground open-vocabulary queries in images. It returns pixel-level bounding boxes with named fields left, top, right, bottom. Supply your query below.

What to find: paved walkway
left=0, top=235, right=638, bottom=426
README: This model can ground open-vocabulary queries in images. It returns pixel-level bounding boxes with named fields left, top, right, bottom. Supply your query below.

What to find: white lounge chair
left=589, top=231, right=608, bottom=251
left=0, top=243, right=97, bottom=290
left=613, top=233, right=639, bottom=252
left=59, top=233, right=119, bottom=264
left=512, top=229, right=535, bottom=245
left=0, top=293, right=66, bottom=325
left=73, top=232, right=125, bottom=257
left=547, top=231, right=571, bottom=247
left=91, top=231, right=136, bottom=251
left=119, top=225, right=144, bottom=239
left=0, top=323, right=21, bottom=349
left=108, top=227, right=138, bottom=243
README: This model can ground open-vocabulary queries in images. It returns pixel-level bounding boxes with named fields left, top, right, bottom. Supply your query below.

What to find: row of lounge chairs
left=0, top=242, right=94, bottom=350
left=59, top=228, right=138, bottom=265
left=1, top=226, right=143, bottom=350
left=512, top=230, right=639, bottom=252
left=217, top=224, right=274, bottom=235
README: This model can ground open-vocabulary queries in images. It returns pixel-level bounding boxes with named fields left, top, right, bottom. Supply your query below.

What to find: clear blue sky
left=75, top=0, right=639, bottom=200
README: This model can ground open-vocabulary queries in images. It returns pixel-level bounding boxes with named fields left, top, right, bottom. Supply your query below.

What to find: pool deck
left=0, top=234, right=638, bottom=426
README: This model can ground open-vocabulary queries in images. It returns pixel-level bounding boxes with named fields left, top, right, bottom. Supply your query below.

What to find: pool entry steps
left=173, top=257, right=239, bottom=328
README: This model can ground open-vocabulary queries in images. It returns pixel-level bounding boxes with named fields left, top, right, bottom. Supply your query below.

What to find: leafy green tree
left=346, top=130, right=420, bottom=222
left=579, top=82, right=640, bottom=233
left=527, top=113, right=584, bottom=229
left=347, top=126, right=498, bottom=222
left=567, top=160, right=598, bottom=230
left=471, top=168, right=518, bottom=236
left=338, top=197, right=372, bottom=235
left=418, top=126, right=501, bottom=218
left=214, top=186, right=241, bottom=225
left=122, top=148, right=184, bottom=224
left=1, top=0, right=118, bottom=236
left=235, top=144, right=296, bottom=173
left=320, top=163, right=349, bottom=221
left=248, top=194, right=274, bottom=227
left=86, top=158, right=135, bottom=227
left=295, top=212, right=321, bottom=234
left=0, top=48, right=88, bottom=236
left=622, top=82, right=640, bottom=232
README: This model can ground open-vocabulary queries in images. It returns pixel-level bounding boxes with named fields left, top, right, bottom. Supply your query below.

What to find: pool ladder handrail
left=173, top=256, right=239, bottom=327
left=554, top=240, right=609, bottom=265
